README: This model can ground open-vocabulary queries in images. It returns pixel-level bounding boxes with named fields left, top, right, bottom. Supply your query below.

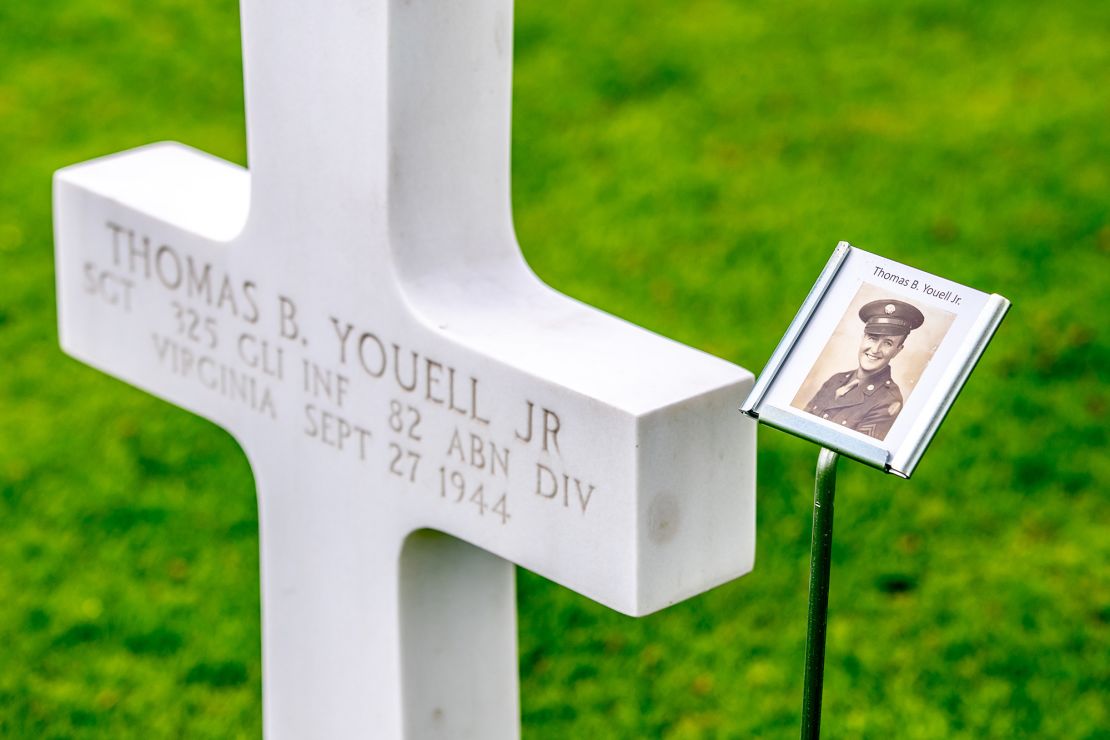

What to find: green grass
left=1, top=0, right=1107, bottom=737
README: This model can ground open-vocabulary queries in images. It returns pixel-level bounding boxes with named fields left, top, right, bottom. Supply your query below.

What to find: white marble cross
left=53, top=1, right=756, bottom=737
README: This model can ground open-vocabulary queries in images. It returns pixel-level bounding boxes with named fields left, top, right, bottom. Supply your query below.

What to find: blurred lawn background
left=1, top=0, right=1107, bottom=737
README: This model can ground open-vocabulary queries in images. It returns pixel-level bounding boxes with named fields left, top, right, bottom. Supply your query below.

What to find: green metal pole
left=801, top=448, right=840, bottom=740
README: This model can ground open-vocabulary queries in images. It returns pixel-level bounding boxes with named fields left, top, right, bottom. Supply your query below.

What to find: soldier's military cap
left=859, top=299, right=925, bottom=336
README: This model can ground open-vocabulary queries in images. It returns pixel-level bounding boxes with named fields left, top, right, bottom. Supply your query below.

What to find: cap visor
left=864, top=323, right=910, bottom=336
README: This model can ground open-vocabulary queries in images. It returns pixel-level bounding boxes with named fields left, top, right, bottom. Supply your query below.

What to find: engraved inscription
left=83, top=262, right=135, bottom=312
left=82, top=220, right=610, bottom=528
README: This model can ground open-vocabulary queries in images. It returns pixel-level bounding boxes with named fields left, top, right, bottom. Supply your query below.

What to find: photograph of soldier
left=798, top=298, right=925, bottom=440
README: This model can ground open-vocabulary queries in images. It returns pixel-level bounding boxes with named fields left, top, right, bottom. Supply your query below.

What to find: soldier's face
left=858, top=332, right=904, bottom=374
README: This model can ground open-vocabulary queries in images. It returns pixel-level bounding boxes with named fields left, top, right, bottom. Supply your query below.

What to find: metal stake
left=801, top=448, right=839, bottom=740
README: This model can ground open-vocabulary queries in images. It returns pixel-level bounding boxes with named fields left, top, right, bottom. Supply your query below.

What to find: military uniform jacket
left=804, top=365, right=904, bottom=440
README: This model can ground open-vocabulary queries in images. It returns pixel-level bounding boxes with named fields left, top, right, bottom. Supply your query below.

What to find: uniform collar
left=823, top=365, right=894, bottom=410
left=860, top=365, right=894, bottom=396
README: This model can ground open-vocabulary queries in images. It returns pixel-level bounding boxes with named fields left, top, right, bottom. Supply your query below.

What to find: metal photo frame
left=741, top=242, right=1010, bottom=478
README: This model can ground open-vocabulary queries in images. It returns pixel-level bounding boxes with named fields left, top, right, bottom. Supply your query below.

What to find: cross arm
left=54, top=143, right=252, bottom=435
left=382, top=248, right=758, bottom=615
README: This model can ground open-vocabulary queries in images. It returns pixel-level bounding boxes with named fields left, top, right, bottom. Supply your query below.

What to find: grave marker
left=54, top=1, right=757, bottom=737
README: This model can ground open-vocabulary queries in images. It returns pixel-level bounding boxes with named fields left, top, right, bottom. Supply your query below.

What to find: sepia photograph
left=791, top=283, right=956, bottom=440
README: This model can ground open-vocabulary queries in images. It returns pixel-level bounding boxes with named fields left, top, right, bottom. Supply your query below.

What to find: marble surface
left=53, top=1, right=757, bottom=737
